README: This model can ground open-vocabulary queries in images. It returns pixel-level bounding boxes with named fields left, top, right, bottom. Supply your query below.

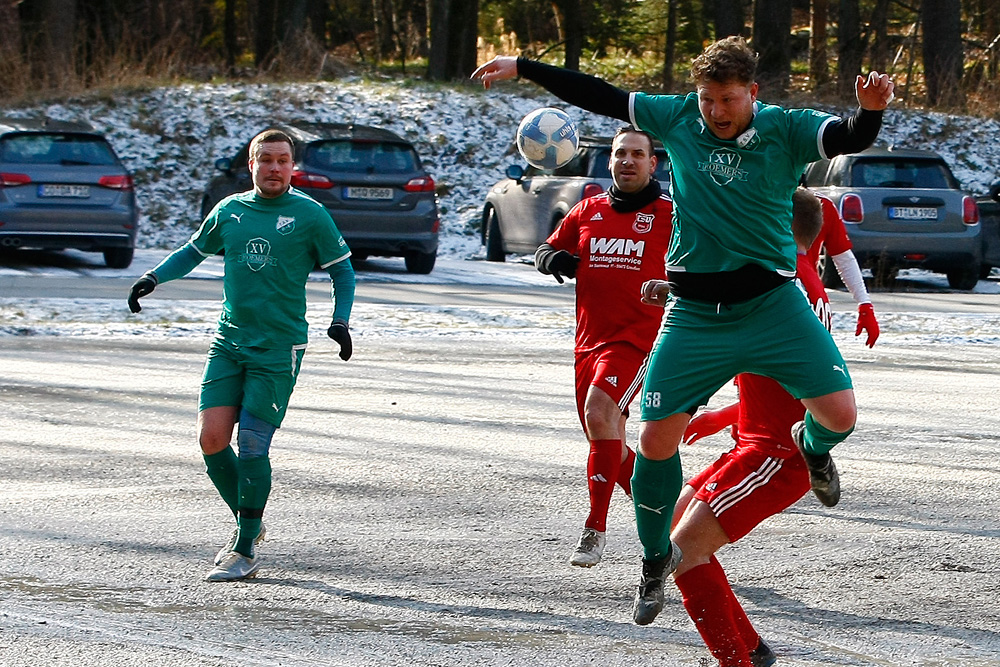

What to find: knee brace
left=237, top=408, right=276, bottom=459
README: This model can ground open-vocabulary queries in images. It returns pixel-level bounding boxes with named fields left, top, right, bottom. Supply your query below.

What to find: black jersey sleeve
left=516, top=58, right=631, bottom=123
left=821, top=107, right=883, bottom=157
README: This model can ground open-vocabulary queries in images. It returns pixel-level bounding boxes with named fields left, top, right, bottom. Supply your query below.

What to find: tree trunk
left=715, top=0, right=745, bottom=39
left=921, top=0, right=965, bottom=108
left=752, top=0, right=791, bottom=97
left=837, top=0, right=863, bottom=101
left=809, top=0, right=829, bottom=87
left=224, top=0, right=238, bottom=71
left=372, top=0, right=396, bottom=63
left=663, top=0, right=678, bottom=90
left=554, top=0, right=583, bottom=71
left=869, top=0, right=891, bottom=72
left=447, top=0, right=478, bottom=78
left=254, top=0, right=279, bottom=69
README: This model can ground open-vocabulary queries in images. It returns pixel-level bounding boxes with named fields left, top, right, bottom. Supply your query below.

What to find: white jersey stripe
left=709, top=457, right=784, bottom=516
left=618, top=351, right=652, bottom=413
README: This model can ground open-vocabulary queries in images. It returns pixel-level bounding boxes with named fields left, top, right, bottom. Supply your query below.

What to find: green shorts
left=640, top=281, right=852, bottom=421
left=199, top=337, right=306, bottom=427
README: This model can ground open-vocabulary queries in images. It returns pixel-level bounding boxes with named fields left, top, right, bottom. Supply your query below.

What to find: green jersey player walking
left=128, top=129, right=355, bottom=582
left=474, top=36, right=894, bottom=627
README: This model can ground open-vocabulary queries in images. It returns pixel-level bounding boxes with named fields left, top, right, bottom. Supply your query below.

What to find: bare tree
left=663, top=0, right=678, bottom=90
left=837, top=0, right=864, bottom=101
left=922, top=0, right=965, bottom=108
left=553, top=0, right=584, bottom=71
left=752, top=0, right=792, bottom=97
left=809, top=0, right=829, bottom=87
left=427, top=0, right=478, bottom=80
left=715, top=0, right=745, bottom=38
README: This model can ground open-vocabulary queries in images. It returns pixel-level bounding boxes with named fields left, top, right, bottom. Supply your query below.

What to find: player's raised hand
left=640, top=279, right=670, bottom=307
left=683, top=403, right=740, bottom=445
left=328, top=320, right=353, bottom=361
left=127, top=273, right=157, bottom=313
left=471, top=56, right=518, bottom=90
left=856, top=302, right=880, bottom=348
left=856, top=71, right=894, bottom=111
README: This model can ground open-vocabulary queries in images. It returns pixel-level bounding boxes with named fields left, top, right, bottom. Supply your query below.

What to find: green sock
left=803, top=411, right=855, bottom=456
left=235, top=455, right=272, bottom=557
left=631, top=451, right=683, bottom=561
left=203, top=446, right=239, bottom=519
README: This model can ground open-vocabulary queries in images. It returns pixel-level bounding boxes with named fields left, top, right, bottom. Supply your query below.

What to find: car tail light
left=582, top=183, right=604, bottom=199
left=963, top=196, right=979, bottom=225
left=1, top=172, right=31, bottom=186
left=98, top=175, right=134, bottom=190
left=432, top=219, right=440, bottom=233
left=904, top=253, right=927, bottom=261
left=291, top=171, right=334, bottom=189
left=840, top=194, right=863, bottom=223
left=404, top=176, right=435, bottom=192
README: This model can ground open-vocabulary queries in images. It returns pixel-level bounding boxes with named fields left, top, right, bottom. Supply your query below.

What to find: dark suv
left=202, top=122, right=439, bottom=274
left=976, top=181, right=1000, bottom=278
left=0, top=117, right=138, bottom=268
left=803, top=147, right=981, bottom=290
left=481, top=136, right=670, bottom=261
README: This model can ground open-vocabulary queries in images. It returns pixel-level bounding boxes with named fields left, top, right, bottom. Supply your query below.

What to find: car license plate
left=345, top=186, right=393, bottom=200
left=39, top=184, right=91, bottom=198
left=888, top=206, right=937, bottom=220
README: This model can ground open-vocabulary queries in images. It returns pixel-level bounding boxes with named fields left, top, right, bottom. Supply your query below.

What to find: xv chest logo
left=240, top=237, right=277, bottom=272
left=276, top=215, right=296, bottom=235
left=633, top=212, right=654, bottom=234
left=698, top=148, right=749, bottom=186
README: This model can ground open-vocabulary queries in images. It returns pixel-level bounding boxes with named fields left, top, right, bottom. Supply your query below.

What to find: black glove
left=127, top=273, right=157, bottom=313
left=535, top=245, right=580, bottom=284
left=327, top=320, right=353, bottom=361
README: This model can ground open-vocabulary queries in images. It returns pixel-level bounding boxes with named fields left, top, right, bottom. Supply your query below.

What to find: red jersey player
left=808, top=192, right=880, bottom=347
left=535, top=127, right=673, bottom=568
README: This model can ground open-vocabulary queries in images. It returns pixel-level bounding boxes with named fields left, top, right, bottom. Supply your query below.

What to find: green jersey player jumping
left=128, top=129, right=355, bottom=582
left=474, top=36, right=895, bottom=637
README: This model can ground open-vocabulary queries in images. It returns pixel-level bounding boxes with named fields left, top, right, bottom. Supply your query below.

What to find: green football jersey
left=631, top=92, right=835, bottom=275
left=192, top=187, right=351, bottom=348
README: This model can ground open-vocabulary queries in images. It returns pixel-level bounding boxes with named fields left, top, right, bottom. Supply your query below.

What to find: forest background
left=2, top=0, right=999, bottom=116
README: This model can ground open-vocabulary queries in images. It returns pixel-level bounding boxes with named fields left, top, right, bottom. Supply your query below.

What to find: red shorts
left=574, top=342, right=650, bottom=429
left=688, top=443, right=811, bottom=543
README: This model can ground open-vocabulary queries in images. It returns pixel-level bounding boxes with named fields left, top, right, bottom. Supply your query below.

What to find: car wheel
left=103, top=246, right=134, bottom=269
left=817, top=245, right=843, bottom=289
left=946, top=264, right=980, bottom=290
left=979, top=264, right=993, bottom=280
left=484, top=208, right=505, bottom=262
left=404, top=249, right=436, bottom=274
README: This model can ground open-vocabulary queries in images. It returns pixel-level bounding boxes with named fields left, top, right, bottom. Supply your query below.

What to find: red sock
left=616, top=446, right=636, bottom=497
left=710, top=555, right=761, bottom=652
left=675, top=562, right=753, bottom=667
left=585, top=439, right=621, bottom=532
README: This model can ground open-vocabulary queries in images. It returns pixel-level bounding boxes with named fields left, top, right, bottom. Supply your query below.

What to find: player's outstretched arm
left=829, top=249, right=880, bottom=348
left=326, top=258, right=356, bottom=361
left=126, top=243, right=206, bottom=313
left=535, top=243, right=579, bottom=284
left=471, top=56, right=519, bottom=90
left=683, top=403, right=740, bottom=445
left=856, top=71, right=894, bottom=111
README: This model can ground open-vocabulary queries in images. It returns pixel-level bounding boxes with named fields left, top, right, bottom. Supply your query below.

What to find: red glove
left=856, top=303, right=880, bottom=348
left=683, top=403, right=740, bottom=445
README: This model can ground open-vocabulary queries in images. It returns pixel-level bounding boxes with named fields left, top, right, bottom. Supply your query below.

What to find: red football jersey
left=546, top=192, right=673, bottom=354
left=806, top=193, right=853, bottom=266
left=735, top=251, right=831, bottom=456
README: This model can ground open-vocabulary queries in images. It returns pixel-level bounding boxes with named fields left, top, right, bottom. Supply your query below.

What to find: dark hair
left=612, top=126, right=655, bottom=154
left=690, top=36, right=758, bottom=85
left=792, top=187, right=823, bottom=248
left=249, top=129, right=294, bottom=160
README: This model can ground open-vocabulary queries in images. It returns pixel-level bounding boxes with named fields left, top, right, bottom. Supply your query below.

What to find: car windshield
left=0, top=133, right=119, bottom=166
left=303, top=140, right=417, bottom=174
left=849, top=159, right=953, bottom=189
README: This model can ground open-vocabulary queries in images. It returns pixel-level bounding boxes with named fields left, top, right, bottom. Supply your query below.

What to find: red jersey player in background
left=808, top=190, right=880, bottom=348
left=640, top=188, right=870, bottom=666
left=535, top=126, right=673, bottom=568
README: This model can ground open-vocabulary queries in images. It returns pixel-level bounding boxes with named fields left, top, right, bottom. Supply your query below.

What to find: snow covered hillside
left=5, top=78, right=1000, bottom=257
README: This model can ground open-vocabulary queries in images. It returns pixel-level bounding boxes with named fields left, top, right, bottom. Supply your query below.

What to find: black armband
left=516, top=58, right=631, bottom=123
left=822, top=107, right=883, bottom=157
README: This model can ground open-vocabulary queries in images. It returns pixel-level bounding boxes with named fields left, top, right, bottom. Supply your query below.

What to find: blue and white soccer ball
left=516, top=107, right=579, bottom=170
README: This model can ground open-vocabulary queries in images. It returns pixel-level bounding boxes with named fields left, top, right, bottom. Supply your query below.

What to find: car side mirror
left=505, top=164, right=524, bottom=182
left=215, top=157, right=233, bottom=174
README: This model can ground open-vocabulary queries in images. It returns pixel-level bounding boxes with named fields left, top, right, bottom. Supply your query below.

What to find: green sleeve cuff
left=326, top=257, right=356, bottom=324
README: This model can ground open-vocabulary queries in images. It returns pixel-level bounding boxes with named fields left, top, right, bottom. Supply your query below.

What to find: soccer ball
left=516, top=107, right=579, bottom=170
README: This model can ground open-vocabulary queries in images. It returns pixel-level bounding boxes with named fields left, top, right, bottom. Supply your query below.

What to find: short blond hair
left=249, top=129, right=294, bottom=160
left=690, top=36, right=758, bottom=85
